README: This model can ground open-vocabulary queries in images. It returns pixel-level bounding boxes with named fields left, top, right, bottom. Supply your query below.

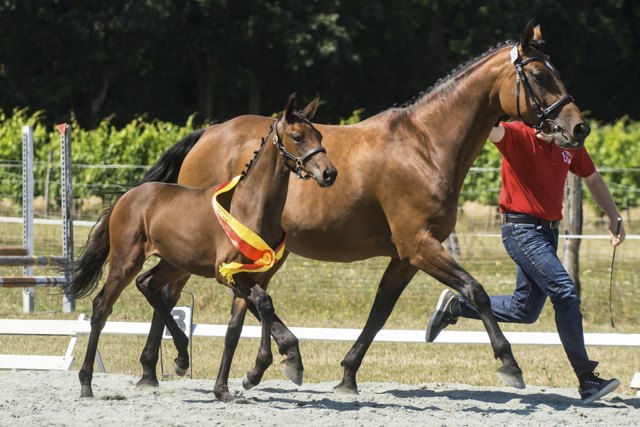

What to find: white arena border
left=2, top=316, right=640, bottom=394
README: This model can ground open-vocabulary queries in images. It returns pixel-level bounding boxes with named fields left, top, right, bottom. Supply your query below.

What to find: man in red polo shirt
left=426, top=120, right=626, bottom=404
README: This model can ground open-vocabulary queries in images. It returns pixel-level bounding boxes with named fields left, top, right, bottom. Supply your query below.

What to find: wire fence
left=0, top=162, right=638, bottom=281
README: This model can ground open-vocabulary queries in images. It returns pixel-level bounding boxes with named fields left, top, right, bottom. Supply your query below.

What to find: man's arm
left=489, top=123, right=505, bottom=143
left=583, top=171, right=626, bottom=246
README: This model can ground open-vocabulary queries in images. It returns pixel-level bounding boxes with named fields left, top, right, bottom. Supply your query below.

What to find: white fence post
left=58, top=124, right=75, bottom=313
left=22, top=126, right=34, bottom=313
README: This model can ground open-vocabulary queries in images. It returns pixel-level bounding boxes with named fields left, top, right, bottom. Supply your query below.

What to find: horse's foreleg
left=214, top=295, right=247, bottom=402
left=242, top=285, right=275, bottom=390
left=245, top=252, right=303, bottom=384
left=137, top=277, right=190, bottom=387
left=136, top=264, right=190, bottom=377
left=246, top=303, right=303, bottom=385
left=411, top=234, right=524, bottom=388
left=334, top=258, right=418, bottom=394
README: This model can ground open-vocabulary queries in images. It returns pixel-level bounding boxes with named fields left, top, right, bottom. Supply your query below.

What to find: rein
left=510, top=44, right=575, bottom=136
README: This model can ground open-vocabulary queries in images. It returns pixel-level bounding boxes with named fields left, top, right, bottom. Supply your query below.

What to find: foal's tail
left=63, top=207, right=113, bottom=299
left=64, top=128, right=206, bottom=300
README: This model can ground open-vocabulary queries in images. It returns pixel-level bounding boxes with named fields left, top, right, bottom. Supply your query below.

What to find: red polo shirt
left=495, top=121, right=596, bottom=221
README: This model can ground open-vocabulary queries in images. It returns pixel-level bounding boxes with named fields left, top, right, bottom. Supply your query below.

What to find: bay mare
left=66, top=94, right=337, bottom=402
left=109, top=23, right=590, bottom=394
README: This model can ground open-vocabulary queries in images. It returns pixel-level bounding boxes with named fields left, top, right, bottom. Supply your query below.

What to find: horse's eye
left=292, top=133, right=303, bottom=143
left=533, top=72, right=547, bottom=84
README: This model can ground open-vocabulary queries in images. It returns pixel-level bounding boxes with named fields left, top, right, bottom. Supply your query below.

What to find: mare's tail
left=63, top=207, right=113, bottom=299
left=64, top=128, right=206, bottom=299
left=136, top=128, right=206, bottom=184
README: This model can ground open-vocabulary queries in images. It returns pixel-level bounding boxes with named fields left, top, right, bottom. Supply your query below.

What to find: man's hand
left=609, top=217, right=625, bottom=246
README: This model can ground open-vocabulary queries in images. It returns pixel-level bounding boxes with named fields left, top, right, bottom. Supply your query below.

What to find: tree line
left=1, top=1, right=638, bottom=129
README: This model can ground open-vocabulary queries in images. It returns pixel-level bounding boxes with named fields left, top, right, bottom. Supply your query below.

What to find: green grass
left=1, top=207, right=639, bottom=395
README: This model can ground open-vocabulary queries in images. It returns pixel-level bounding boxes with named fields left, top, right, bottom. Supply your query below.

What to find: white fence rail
left=3, top=316, right=640, bottom=361
left=2, top=316, right=639, bottom=394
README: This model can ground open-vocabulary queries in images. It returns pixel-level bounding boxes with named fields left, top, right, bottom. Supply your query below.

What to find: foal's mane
left=399, top=40, right=515, bottom=111
left=239, top=127, right=272, bottom=179
left=239, top=112, right=307, bottom=180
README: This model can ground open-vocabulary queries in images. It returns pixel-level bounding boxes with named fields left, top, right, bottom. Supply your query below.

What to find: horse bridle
left=511, top=44, right=575, bottom=136
left=272, top=118, right=326, bottom=180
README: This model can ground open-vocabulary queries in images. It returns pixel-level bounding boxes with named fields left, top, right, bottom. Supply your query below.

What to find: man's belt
left=502, top=212, right=560, bottom=229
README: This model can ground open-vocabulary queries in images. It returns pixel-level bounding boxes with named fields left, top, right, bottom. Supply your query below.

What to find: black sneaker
left=426, top=289, right=460, bottom=343
left=579, top=372, right=620, bottom=404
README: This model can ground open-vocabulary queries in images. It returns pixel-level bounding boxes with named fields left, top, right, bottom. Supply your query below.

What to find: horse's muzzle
left=319, top=168, right=338, bottom=188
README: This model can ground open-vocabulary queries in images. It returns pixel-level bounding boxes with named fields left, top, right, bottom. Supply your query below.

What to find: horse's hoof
left=215, top=390, right=235, bottom=403
left=496, top=366, right=526, bottom=389
left=242, top=374, right=257, bottom=390
left=136, top=377, right=159, bottom=388
left=333, top=382, right=359, bottom=395
left=80, top=386, right=94, bottom=398
left=280, top=361, right=303, bottom=386
left=174, top=361, right=188, bottom=377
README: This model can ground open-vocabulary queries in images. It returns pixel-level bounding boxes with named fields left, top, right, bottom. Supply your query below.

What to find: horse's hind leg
left=409, top=234, right=524, bottom=388
left=135, top=262, right=191, bottom=377
left=334, top=258, right=418, bottom=394
left=137, top=275, right=190, bottom=388
left=79, top=259, right=143, bottom=397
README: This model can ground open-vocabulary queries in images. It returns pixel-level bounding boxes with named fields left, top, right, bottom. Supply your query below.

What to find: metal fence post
left=22, top=126, right=34, bottom=313
left=59, top=124, right=75, bottom=312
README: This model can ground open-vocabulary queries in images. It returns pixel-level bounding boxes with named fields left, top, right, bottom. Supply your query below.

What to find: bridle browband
left=272, top=117, right=326, bottom=180
left=511, top=43, right=575, bottom=136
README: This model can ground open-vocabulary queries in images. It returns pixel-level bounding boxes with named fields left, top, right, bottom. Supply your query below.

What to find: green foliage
left=582, top=117, right=640, bottom=211
left=0, top=109, right=198, bottom=208
left=461, top=117, right=640, bottom=208
left=460, top=142, right=502, bottom=205
left=1, top=109, right=639, bottom=213
left=338, top=108, right=364, bottom=125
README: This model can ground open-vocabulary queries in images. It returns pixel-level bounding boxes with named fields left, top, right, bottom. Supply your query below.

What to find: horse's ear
left=520, top=20, right=536, bottom=49
left=533, top=25, right=543, bottom=44
left=300, top=95, right=320, bottom=120
left=284, top=92, right=297, bottom=122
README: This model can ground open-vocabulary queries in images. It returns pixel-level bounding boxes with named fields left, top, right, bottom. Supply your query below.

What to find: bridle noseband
left=272, top=118, right=326, bottom=180
left=511, top=44, right=574, bottom=136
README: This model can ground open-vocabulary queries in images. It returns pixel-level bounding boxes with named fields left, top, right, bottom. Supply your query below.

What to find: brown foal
left=65, top=94, right=337, bottom=402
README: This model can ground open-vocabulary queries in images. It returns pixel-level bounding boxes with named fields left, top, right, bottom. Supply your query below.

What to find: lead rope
left=609, top=217, right=623, bottom=328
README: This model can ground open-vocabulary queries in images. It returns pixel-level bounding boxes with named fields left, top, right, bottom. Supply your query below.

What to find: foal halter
left=272, top=118, right=326, bottom=180
left=511, top=44, right=575, bottom=136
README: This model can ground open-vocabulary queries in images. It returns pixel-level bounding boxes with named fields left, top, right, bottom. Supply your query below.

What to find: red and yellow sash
left=212, top=175, right=286, bottom=284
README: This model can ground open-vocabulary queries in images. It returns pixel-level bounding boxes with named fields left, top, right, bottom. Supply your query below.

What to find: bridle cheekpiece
left=510, top=44, right=575, bottom=136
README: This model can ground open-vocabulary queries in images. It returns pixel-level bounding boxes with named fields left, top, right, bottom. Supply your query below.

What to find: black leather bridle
left=511, top=44, right=575, bottom=136
left=272, top=118, right=326, bottom=180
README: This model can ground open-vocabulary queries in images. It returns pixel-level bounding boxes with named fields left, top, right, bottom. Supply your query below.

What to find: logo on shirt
left=561, top=151, right=572, bottom=165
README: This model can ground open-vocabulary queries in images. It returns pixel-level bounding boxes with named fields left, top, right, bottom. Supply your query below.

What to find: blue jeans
left=458, top=219, right=598, bottom=382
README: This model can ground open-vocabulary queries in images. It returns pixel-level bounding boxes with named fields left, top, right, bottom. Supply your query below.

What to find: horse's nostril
left=323, top=169, right=337, bottom=186
left=574, top=123, right=591, bottom=140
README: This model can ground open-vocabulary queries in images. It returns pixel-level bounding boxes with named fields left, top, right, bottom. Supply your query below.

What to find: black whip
left=609, top=217, right=623, bottom=328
